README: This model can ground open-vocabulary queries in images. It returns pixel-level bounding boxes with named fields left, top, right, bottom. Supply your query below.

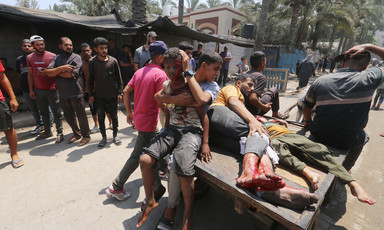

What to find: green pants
left=271, top=133, right=354, bottom=184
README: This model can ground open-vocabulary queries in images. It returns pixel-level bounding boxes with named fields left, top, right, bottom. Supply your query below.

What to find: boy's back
left=128, top=63, right=167, bottom=132
left=163, top=80, right=201, bottom=128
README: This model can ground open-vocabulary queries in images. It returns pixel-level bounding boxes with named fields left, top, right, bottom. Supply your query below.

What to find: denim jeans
left=35, top=89, right=63, bottom=135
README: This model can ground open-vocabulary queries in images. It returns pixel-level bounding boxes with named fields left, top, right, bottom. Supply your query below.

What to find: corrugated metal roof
left=0, top=4, right=255, bottom=47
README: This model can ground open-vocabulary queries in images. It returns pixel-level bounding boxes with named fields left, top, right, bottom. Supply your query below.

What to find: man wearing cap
left=105, top=41, right=168, bottom=201
left=42, top=37, right=91, bottom=146
left=16, top=39, right=44, bottom=134
left=27, top=35, right=64, bottom=143
left=303, top=43, right=384, bottom=171
left=133, top=31, right=158, bottom=71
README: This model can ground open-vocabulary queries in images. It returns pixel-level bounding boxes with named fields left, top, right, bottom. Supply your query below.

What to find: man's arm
left=88, top=60, right=95, bottom=104
left=198, top=106, right=211, bottom=163
left=346, top=44, right=384, bottom=60
left=0, top=72, right=18, bottom=112
left=154, top=89, right=195, bottom=106
left=186, top=75, right=212, bottom=106
left=249, top=92, right=271, bottom=113
left=114, top=60, right=123, bottom=103
left=123, top=84, right=134, bottom=125
left=27, top=67, right=35, bottom=99
left=303, top=105, right=312, bottom=128
left=42, top=65, right=74, bottom=78
left=227, top=96, right=268, bottom=136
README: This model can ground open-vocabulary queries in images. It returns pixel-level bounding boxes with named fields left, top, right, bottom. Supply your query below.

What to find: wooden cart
left=194, top=123, right=346, bottom=230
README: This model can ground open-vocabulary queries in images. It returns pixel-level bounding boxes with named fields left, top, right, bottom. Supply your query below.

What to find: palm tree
left=178, top=0, right=184, bottom=24
left=132, top=0, right=147, bottom=23
left=286, top=0, right=309, bottom=48
left=186, top=0, right=207, bottom=11
left=205, top=0, right=224, bottom=8
left=255, top=0, right=271, bottom=50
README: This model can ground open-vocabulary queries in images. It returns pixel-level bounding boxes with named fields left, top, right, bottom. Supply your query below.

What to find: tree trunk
left=115, top=0, right=120, bottom=14
left=288, top=0, right=301, bottom=48
left=311, top=20, right=321, bottom=50
left=132, top=0, right=147, bottom=24
left=341, top=36, right=349, bottom=53
left=178, top=0, right=184, bottom=24
left=337, top=32, right=344, bottom=54
left=328, top=24, right=337, bottom=54
left=255, top=0, right=271, bottom=50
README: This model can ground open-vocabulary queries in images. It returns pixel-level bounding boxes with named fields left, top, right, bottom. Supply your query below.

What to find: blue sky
left=2, top=0, right=262, bottom=10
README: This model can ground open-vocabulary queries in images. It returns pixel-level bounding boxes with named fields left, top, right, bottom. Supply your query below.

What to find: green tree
left=186, top=0, right=207, bottom=11
left=255, top=0, right=272, bottom=50
left=16, top=0, right=39, bottom=9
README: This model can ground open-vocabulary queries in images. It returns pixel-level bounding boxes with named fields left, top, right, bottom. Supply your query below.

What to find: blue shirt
left=220, top=51, right=231, bottom=70
left=198, top=80, right=220, bottom=112
left=304, top=67, right=384, bottom=149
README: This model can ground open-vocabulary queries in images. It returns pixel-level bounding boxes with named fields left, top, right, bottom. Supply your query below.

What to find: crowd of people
left=1, top=31, right=382, bottom=229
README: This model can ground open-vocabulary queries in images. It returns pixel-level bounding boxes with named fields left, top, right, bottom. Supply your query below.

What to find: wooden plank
left=195, top=121, right=348, bottom=230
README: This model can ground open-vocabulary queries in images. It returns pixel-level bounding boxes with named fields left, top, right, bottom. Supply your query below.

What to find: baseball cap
left=30, top=35, right=44, bottom=43
left=334, top=51, right=371, bottom=63
left=147, top=31, right=158, bottom=38
left=149, top=41, right=168, bottom=55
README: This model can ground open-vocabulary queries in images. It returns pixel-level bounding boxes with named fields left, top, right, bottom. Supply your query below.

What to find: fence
left=264, top=68, right=289, bottom=92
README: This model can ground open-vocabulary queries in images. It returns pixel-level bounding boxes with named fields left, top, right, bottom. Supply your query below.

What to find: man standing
left=16, top=39, right=43, bottom=134
left=304, top=44, right=384, bottom=171
left=133, top=31, right=158, bottom=71
left=217, top=46, right=232, bottom=87
left=192, top=44, right=203, bottom=66
left=43, top=37, right=91, bottom=146
left=118, top=45, right=134, bottom=86
left=89, top=37, right=123, bottom=148
left=245, top=51, right=288, bottom=119
left=107, top=39, right=120, bottom=58
left=27, top=35, right=64, bottom=143
left=297, top=56, right=315, bottom=89
left=0, top=62, right=23, bottom=168
left=80, top=42, right=99, bottom=134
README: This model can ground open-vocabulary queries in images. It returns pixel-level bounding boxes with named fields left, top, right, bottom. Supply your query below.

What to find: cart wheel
left=194, top=177, right=211, bottom=199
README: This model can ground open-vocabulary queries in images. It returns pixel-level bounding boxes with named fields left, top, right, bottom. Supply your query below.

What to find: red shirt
left=128, top=63, right=168, bottom=132
left=27, top=51, right=56, bottom=90
left=0, top=62, right=5, bottom=101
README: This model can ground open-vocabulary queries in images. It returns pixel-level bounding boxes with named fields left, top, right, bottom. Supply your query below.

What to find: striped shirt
left=304, top=67, right=384, bottom=149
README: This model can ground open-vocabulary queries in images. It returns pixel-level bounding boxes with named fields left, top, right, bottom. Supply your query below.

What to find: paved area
left=0, top=78, right=382, bottom=230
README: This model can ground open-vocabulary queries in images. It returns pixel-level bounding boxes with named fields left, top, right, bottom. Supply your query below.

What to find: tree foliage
left=16, top=0, right=39, bottom=9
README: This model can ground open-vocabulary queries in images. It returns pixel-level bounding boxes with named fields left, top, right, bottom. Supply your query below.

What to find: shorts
left=0, top=100, right=13, bottom=131
left=143, top=124, right=202, bottom=177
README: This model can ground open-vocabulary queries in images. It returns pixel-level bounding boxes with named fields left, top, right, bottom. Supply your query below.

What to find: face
left=147, top=36, right=157, bottom=45
left=261, top=57, right=267, bottom=70
left=81, top=46, right=92, bottom=59
left=33, top=40, right=45, bottom=53
left=21, top=42, right=33, bottom=54
left=109, top=40, right=115, bottom=48
left=163, top=58, right=182, bottom=82
left=224, top=47, right=228, bottom=52
left=242, top=59, right=247, bottom=65
left=198, top=45, right=202, bottom=51
left=59, top=39, right=73, bottom=55
left=185, top=49, right=193, bottom=58
left=123, top=46, right=130, bottom=54
left=201, top=62, right=221, bottom=82
left=237, top=77, right=254, bottom=97
left=94, top=44, right=108, bottom=57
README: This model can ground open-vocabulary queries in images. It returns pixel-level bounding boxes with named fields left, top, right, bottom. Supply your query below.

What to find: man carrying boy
left=154, top=50, right=222, bottom=229
left=27, top=35, right=64, bottom=143
left=105, top=41, right=168, bottom=201
left=88, top=37, right=123, bottom=147
left=43, top=37, right=91, bottom=146
left=137, top=48, right=210, bottom=229
left=0, top=62, right=23, bottom=168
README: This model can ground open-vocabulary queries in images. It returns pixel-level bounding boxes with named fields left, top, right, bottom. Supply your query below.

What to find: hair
left=178, top=41, right=193, bottom=51
left=344, top=51, right=371, bottom=68
left=80, top=43, right=90, bottom=48
left=236, top=73, right=254, bottom=83
left=93, top=37, right=108, bottom=46
left=163, top=47, right=182, bottom=61
left=250, top=51, right=266, bottom=69
left=241, top=56, right=247, bottom=61
left=122, top=44, right=130, bottom=49
left=21, top=39, right=31, bottom=45
left=198, top=44, right=203, bottom=48
left=196, top=50, right=223, bottom=69
left=59, top=37, right=71, bottom=45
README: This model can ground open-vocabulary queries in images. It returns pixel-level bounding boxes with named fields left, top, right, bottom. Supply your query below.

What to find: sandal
left=380, top=133, right=384, bottom=137
left=56, top=134, right=65, bottom=144
left=35, top=132, right=53, bottom=140
left=68, top=135, right=81, bottom=144
left=78, top=137, right=91, bottom=146
left=12, top=158, right=24, bottom=168
left=156, top=217, right=174, bottom=230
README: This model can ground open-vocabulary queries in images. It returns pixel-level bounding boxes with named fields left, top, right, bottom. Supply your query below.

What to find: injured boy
left=137, top=48, right=210, bottom=229
left=237, top=116, right=376, bottom=208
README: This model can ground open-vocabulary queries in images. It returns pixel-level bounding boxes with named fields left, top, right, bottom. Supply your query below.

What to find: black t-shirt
left=16, top=54, right=29, bottom=92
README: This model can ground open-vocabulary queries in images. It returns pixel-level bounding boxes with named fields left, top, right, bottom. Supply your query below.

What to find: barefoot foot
left=349, top=181, right=376, bottom=205
left=302, top=167, right=320, bottom=190
left=137, top=200, right=159, bottom=227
